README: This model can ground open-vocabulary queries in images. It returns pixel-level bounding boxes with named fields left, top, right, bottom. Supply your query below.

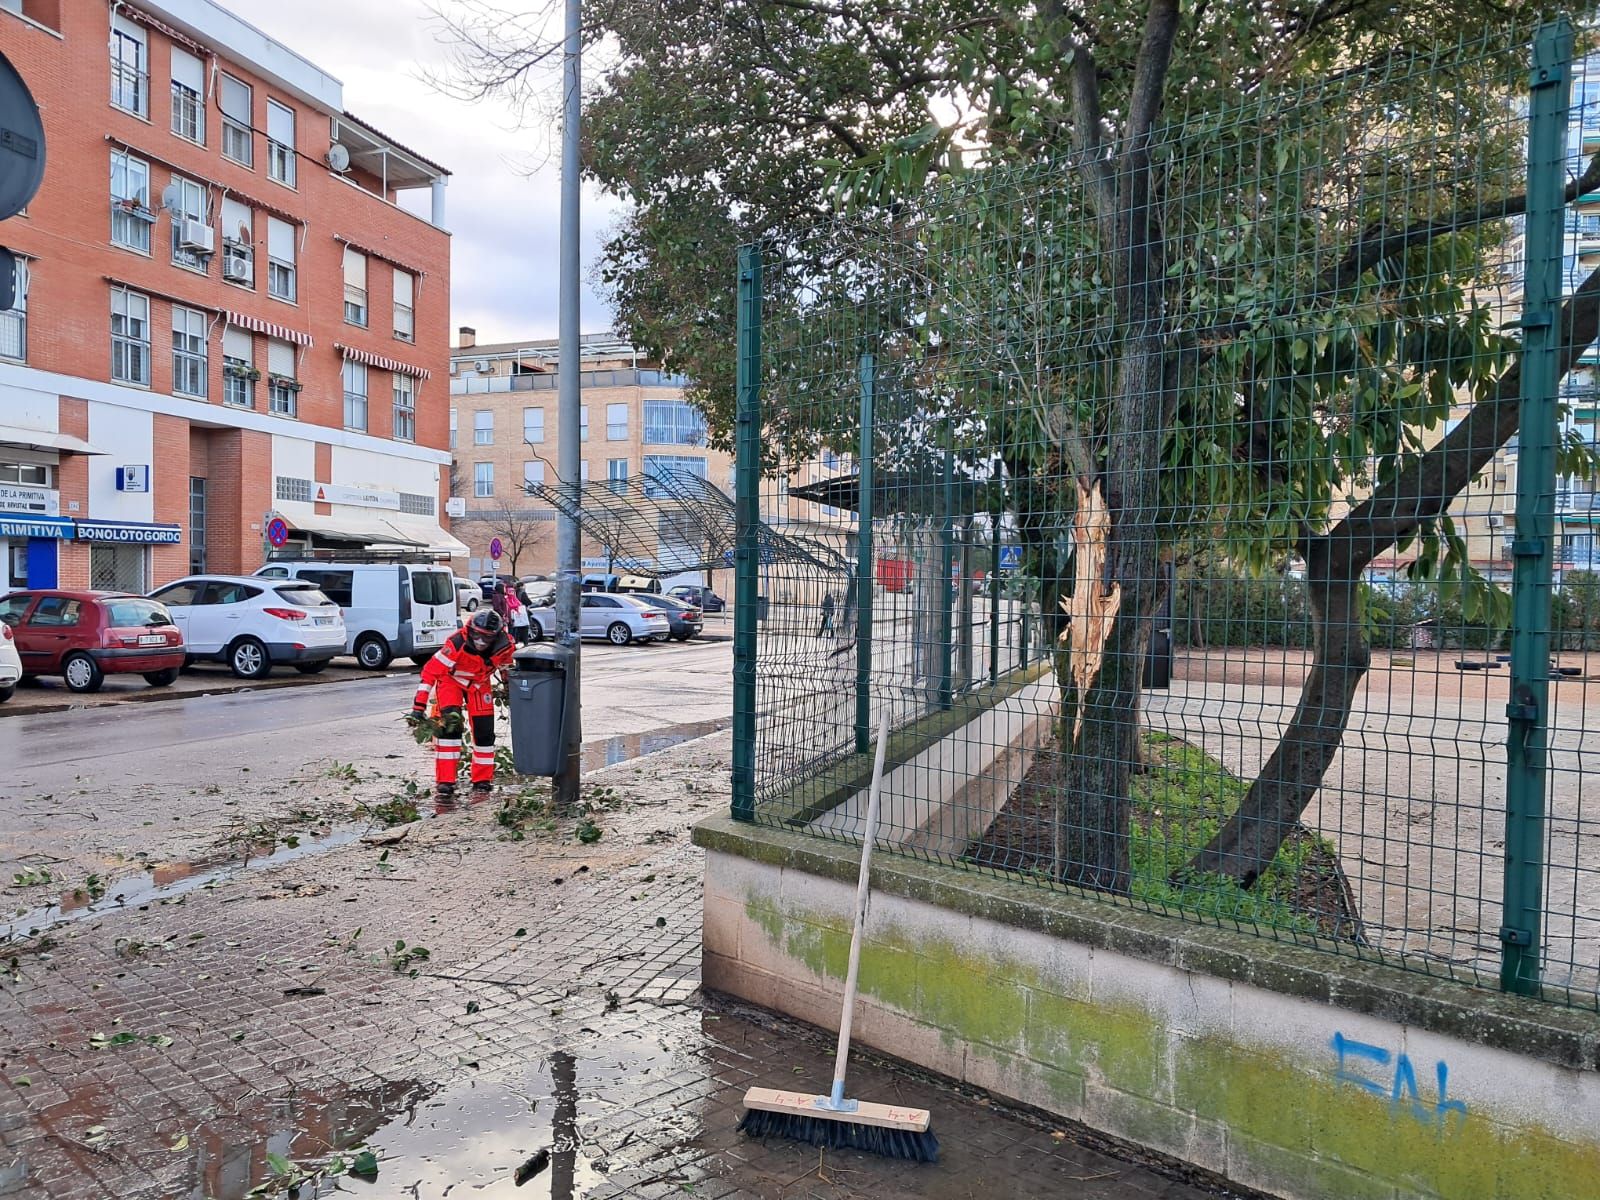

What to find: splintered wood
left=1061, top=480, right=1121, bottom=741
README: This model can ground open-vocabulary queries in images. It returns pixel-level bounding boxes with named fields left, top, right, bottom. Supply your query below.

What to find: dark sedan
left=649, top=594, right=704, bottom=641
left=667, top=584, right=725, bottom=614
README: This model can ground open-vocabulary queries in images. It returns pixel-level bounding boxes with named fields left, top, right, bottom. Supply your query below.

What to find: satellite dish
left=325, top=143, right=351, bottom=173
left=0, top=50, right=46, bottom=221
left=160, top=183, right=183, bottom=215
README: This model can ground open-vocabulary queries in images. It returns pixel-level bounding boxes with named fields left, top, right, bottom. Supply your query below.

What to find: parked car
left=0, top=615, right=21, bottom=702
left=579, top=593, right=670, bottom=645
left=649, top=593, right=704, bottom=641
left=149, top=575, right=346, bottom=679
left=454, top=577, right=483, bottom=612
left=0, top=590, right=184, bottom=694
left=667, top=584, right=725, bottom=614
left=254, top=559, right=457, bottom=669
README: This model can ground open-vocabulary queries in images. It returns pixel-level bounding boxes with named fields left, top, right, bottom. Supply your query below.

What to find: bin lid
left=513, top=643, right=575, bottom=670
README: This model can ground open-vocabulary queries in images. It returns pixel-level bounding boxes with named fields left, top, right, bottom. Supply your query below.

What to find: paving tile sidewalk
left=0, top=733, right=1245, bottom=1200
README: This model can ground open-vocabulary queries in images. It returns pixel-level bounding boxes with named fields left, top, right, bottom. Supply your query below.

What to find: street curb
left=0, top=667, right=407, bottom=720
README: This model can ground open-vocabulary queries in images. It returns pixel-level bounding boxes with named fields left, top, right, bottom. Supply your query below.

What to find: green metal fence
left=730, top=18, right=1600, bottom=1009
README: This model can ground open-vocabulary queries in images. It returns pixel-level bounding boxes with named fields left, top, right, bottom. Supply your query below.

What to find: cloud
left=216, top=0, right=620, bottom=343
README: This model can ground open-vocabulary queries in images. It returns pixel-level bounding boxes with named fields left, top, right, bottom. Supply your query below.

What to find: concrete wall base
left=696, top=817, right=1600, bottom=1200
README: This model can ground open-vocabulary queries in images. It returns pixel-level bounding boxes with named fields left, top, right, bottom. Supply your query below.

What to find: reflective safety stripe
left=434, top=739, right=462, bottom=749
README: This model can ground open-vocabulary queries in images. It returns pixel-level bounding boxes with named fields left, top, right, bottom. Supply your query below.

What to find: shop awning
left=335, top=343, right=431, bottom=380
left=0, top=424, right=108, bottom=455
left=286, top=513, right=468, bottom=557
left=0, top=513, right=73, bottom=539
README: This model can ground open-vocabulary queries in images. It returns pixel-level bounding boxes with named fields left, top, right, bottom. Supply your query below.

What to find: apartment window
left=523, top=460, right=546, bottom=490
left=220, top=74, right=253, bottom=166
left=0, top=258, right=25, bottom=362
left=643, top=399, right=706, bottom=446
left=342, top=359, right=368, bottom=431
left=266, top=339, right=297, bottom=416
left=342, top=247, right=367, bottom=326
left=221, top=197, right=253, bottom=286
left=474, top=462, right=495, bottom=498
left=172, top=306, right=208, bottom=398
left=188, top=477, right=207, bottom=574
left=580, top=405, right=589, bottom=442
left=275, top=475, right=312, bottom=502
left=0, top=463, right=51, bottom=486
left=170, top=48, right=204, bottom=143
left=110, top=17, right=147, bottom=117
left=523, top=407, right=545, bottom=444
left=110, top=288, right=150, bottom=385
left=606, top=402, right=628, bottom=440
left=449, top=408, right=458, bottom=449
left=266, top=100, right=295, bottom=186
left=474, top=410, right=494, bottom=445
left=110, top=151, right=153, bottom=252
left=223, top=327, right=253, bottom=408
left=580, top=460, right=590, bottom=482
left=606, top=458, right=629, bottom=496
left=393, top=373, right=416, bottom=442
left=393, top=270, right=414, bottom=341
left=267, top=218, right=295, bottom=301
left=642, top=454, right=706, bottom=498
left=169, top=175, right=208, bottom=270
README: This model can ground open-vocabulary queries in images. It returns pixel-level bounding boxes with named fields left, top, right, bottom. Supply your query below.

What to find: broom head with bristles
left=738, top=1087, right=938, bottom=1163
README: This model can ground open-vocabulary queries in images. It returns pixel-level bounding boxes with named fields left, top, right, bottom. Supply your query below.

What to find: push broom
left=738, top=706, right=939, bottom=1163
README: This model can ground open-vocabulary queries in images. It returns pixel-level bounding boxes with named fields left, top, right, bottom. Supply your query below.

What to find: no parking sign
left=266, top=517, right=289, bottom=548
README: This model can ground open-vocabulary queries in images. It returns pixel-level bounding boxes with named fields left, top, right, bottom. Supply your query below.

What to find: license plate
left=314, top=616, right=334, bottom=626
left=138, top=634, right=166, bottom=646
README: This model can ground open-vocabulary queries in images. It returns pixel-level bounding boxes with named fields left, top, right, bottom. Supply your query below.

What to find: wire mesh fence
left=730, top=18, right=1600, bottom=1009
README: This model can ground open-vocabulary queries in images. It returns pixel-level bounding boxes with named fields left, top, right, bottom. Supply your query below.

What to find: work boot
left=471, top=780, right=493, bottom=800
left=434, top=781, right=458, bottom=812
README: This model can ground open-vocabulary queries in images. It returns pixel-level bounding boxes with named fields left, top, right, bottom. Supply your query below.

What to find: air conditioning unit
left=222, top=248, right=252, bottom=282
left=180, top=220, right=215, bottom=253
left=448, top=361, right=459, bottom=375
left=474, top=359, right=490, bottom=374
left=1487, top=513, right=1505, bottom=528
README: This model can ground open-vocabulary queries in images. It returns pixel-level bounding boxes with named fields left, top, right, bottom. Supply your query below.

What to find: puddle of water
left=0, top=827, right=365, bottom=943
left=580, top=717, right=729, bottom=773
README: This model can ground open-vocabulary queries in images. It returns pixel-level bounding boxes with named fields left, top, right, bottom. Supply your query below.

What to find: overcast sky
left=217, top=0, right=622, bottom=347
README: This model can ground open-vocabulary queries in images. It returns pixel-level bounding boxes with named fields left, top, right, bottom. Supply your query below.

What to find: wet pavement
left=0, top=680, right=1242, bottom=1200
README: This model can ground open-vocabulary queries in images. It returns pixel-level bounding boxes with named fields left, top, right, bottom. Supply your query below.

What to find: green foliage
left=363, top=796, right=420, bottom=828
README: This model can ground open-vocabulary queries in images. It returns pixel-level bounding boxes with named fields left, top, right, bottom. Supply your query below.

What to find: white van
left=254, top=559, right=459, bottom=669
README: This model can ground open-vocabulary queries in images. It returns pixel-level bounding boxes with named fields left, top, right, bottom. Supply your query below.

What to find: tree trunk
left=1186, top=538, right=1369, bottom=885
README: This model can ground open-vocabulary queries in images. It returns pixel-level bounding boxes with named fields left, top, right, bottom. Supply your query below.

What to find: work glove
left=407, top=705, right=426, bottom=725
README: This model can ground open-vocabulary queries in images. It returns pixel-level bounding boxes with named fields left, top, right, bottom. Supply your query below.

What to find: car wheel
left=606, top=622, right=632, bottom=646
left=62, top=652, right=104, bottom=694
left=294, top=662, right=328, bottom=675
left=355, top=634, right=393, bottom=670
left=464, top=599, right=479, bottom=612
left=142, top=668, right=179, bottom=687
left=410, top=653, right=436, bottom=667
left=527, top=620, right=545, bottom=643
left=228, top=637, right=272, bottom=680
left=673, top=633, right=691, bottom=642
left=0, top=683, right=13, bottom=703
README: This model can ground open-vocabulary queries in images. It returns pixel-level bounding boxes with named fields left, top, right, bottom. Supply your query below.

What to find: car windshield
left=412, top=571, right=454, bottom=607
left=103, top=599, right=173, bottom=628
left=277, top=586, right=335, bottom=607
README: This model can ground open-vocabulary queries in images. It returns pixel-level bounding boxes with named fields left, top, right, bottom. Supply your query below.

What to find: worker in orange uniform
left=409, top=608, right=515, bottom=804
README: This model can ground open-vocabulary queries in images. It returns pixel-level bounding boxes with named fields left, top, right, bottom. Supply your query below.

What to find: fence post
left=990, top=508, right=1002, bottom=685
left=938, top=444, right=955, bottom=710
left=731, top=244, right=763, bottom=823
left=855, top=352, right=876, bottom=754
left=1501, top=18, right=1572, bottom=996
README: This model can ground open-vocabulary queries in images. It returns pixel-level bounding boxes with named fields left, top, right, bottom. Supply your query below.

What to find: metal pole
left=1501, top=18, right=1571, bottom=996
left=938, top=444, right=954, bottom=710
left=732, top=245, right=763, bottom=822
left=989, top=507, right=1001, bottom=685
left=855, top=352, right=876, bottom=754
left=550, top=0, right=584, bottom=814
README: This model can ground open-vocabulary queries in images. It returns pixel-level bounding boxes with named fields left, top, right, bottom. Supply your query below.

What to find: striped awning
left=227, top=312, right=313, bottom=347
left=335, top=343, right=431, bottom=380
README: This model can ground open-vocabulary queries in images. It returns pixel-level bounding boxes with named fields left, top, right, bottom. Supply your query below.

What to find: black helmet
left=466, top=608, right=504, bottom=652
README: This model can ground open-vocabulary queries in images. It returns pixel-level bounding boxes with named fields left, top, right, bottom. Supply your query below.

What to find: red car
left=0, top=590, right=186, bottom=694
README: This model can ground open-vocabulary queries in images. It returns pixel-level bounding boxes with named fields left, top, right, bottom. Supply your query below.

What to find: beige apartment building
left=447, top=329, right=734, bottom=588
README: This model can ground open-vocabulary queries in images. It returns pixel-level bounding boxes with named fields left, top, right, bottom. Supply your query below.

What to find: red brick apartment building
left=0, top=0, right=460, bottom=594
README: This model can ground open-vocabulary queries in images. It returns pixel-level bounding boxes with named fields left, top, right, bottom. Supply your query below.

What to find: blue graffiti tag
left=1330, top=1033, right=1468, bottom=1130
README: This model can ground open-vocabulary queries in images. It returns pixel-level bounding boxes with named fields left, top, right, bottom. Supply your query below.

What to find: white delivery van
left=254, top=558, right=459, bottom=669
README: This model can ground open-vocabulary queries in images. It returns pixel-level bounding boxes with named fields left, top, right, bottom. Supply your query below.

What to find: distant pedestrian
left=817, top=591, right=836, bottom=638
left=508, top=584, right=530, bottom=645
left=490, top=581, right=511, bottom=624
